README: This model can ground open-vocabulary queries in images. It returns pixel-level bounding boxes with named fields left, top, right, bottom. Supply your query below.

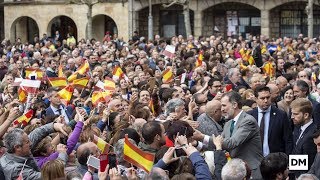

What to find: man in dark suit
left=293, top=80, right=320, bottom=127
left=290, top=98, right=317, bottom=178
left=308, top=129, right=320, bottom=178
left=217, top=91, right=263, bottom=179
left=45, top=87, right=73, bottom=124
left=46, top=59, right=58, bottom=77
left=247, top=85, right=293, bottom=156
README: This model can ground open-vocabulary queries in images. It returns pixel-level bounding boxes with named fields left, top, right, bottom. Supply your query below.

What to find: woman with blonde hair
left=41, top=159, right=66, bottom=180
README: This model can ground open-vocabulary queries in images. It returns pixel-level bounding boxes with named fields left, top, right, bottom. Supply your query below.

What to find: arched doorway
left=138, top=4, right=194, bottom=38
left=10, top=16, right=39, bottom=43
left=91, top=14, right=118, bottom=41
left=270, top=1, right=320, bottom=38
left=203, top=2, right=260, bottom=38
left=48, top=16, right=77, bottom=41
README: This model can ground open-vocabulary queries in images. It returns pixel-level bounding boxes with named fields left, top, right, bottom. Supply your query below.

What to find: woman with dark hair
left=277, top=86, right=294, bottom=116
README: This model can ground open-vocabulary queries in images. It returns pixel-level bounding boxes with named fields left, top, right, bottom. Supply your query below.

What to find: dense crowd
left=0, top=31, right=319, bottom=180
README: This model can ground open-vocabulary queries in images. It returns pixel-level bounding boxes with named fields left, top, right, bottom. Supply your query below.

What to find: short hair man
left=220, top=91, right=263, bottom=179
left=139, top=121, right=166, bottom=154
left=260, top=152, right=289, bottom=180
left=290, top=98, right=318, bottom=177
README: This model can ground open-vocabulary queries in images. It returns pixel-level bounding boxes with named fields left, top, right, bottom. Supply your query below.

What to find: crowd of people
left=0, top=30, right=319, bottom=180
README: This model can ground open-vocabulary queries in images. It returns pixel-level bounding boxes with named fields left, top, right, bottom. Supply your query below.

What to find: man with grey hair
left=225, top=68, right=241, bottom=90
left=0, top=122, right=66, bottom=180
left=146, top=167, right=170, bottom=180
left=165, top=98, right=185, bottom=120
left=221, top=158, right=247, bottom=180
left=297, top=174, right=319, bottom=180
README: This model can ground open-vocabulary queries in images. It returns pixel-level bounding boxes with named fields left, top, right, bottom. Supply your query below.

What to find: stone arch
left=198, top=0, right=262, bottom=12
left=137, top=3, right=194, bottom=38
left=47, top=15, right=78, bottom=41
left=10, top=16, right=39, bottom=43
left=267, top=0, right=320, bottom=11
left=90, top=14, right=118, bottom=41
left=134, top=0, right=196, bottom=11
left=202, top=2, right=261, bottom=38
left=269, top=1, right=320, bottom=37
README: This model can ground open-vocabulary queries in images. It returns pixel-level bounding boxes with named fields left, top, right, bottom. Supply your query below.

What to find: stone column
left=261, top=9, right=270, bottom=38
left=194, top=10, right=203, bottom=38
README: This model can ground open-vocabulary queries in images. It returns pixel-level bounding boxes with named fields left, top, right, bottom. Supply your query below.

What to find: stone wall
left=4, top=2, right=128, bottom=43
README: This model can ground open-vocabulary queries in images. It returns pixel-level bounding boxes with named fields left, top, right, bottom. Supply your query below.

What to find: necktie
left=296, top=128, right=302, bottom=145
left=56, top=109, right=62, bottom=115
left=230, top=120, right=235, bottom=135
left=260, top=112, right=266, bottom=145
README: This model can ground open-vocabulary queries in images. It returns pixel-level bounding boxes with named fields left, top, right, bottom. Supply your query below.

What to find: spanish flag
left=68, top=72, right=78, bottom=82
left=73, top=77, right=89, bottom=88
left=312, top=72, right=317, bottom=82
left=112, top=66, right=124, bottom=79
left=263, top=62, right=275, bottom=78
left=225, top=152, right=232, bottom=162
left=162, top=68, right=173, bottom=84
left=58, top=84, right=74, bottom=105
left=25, top=68, right=43, bottom=79
left=123, top=135, right=155, bottom=173
left=13, top=109, right=33, bottom=126
left=104, top=77, right=116, bottom=91
left=48, top=77, right=67, bottom=88
left=18, top=87, right=27, bottom=103
left=93, top=135, right=110, bottom=154
left=195, top=50, right=204, bottom=67
left=91, top=91, right=112, bottom=106
left=261, top=45, right=267, bottom=54
left=58, top=64, right=64, bottom=77
left=149, top=99, right=155, bottom=115
left=77, top=60, right=90, bottom=75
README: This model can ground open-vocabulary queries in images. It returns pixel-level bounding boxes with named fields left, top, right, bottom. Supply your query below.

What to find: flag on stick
left=123, top=135, right=155, bottom=173
left=47, top=77, right=67, bottom=88
left=57, top=84, right=74, bottom=105
left=13, top=109, right=33, bottom=126
left=93, top=135, right=110, bottom=154
left=162, top=68, right=173, bottom=84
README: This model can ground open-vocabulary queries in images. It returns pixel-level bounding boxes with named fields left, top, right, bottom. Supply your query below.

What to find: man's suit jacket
left=308, top=152, right=320, bottom=178
left=292, top=122, right=317, bottom=177
left=247, top=106, right=293, bottom=155
left=46, top=105, right=74, bottom=123
left=308, top=95, right=320, bottom=127
left=222, top=111, right=263, bottom=179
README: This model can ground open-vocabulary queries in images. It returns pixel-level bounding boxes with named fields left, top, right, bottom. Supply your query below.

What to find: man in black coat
left=290, top=98, right=317, bottom=178
left=247, top=85, right=293, bottom=156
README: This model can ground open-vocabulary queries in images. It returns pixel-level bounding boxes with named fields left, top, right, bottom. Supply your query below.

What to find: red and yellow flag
left=73, top=77, right=90, bottom=88
left=162, top=68, right=173, bottom=84
left=112, top=66, right=124, bottom=79
left=68, top=72, right=78, bottom=82
left=77, top=60, right=90, bottom=75
left=149, top=99, right=155, bottom=115
left=104, top=77, right=116, bottom=91
left=195, top=50, right=204, bottom=68
left=58, top=84, right=74, bottom=105
left=91, top=91, right=112, bottom=107
left=18, top=87, right=27, bottom=103
left=93, top=135, right=110, bottom=154
left=123, top=135, right=155, bottom=173
left=48, top=77, right=67, bottom=88
left=58, top=64, right=64, bottom=78
left=263, top=62, right=275, bottom=78
left=13, top=109, right=33, bottom=126
left=25, top=68, right=43, bottom=79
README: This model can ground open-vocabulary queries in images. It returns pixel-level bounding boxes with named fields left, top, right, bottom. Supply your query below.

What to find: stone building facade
left=1, top=0, right=320, bottom=43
